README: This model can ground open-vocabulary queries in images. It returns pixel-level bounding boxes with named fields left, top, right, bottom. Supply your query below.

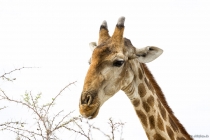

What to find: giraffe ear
left=88, top=42, right=97, bottom=64
left=135, top=46, right=163, bottom=63
left=89, top=42, right=97, bottom=52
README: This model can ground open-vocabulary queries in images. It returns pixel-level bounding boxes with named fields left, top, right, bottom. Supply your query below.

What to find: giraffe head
left=79, top=17, right=163, bottom=119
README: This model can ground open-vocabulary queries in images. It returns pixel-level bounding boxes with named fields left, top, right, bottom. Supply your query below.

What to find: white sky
left=0, top=0, right=210, bottom=139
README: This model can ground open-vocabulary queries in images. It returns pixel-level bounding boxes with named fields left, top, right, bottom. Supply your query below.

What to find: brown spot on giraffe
left=149, top=115, right=155, bottom=129
left=132, top=99, right=140, bottom=107
left=169, top=115, right=179, bottom=132
left=158, top=100, right=167, bottom=121
left=143, top=102, right=150, bottom=112
left=166, top=126, right=175, bottom=140
left=138, top=68, right=143, bottom=79
left=153, top=133, right=166, bottom=140
left=138, top=83, right=146, bottom=97
left=136, top=110, right=148, bottom=128
left=147, top=95, right=155, bottom=107
left=157, top=113, right=165, bottom=131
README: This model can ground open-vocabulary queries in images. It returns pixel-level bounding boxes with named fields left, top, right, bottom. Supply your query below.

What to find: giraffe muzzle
left=79, top=92, right=100, bottom=119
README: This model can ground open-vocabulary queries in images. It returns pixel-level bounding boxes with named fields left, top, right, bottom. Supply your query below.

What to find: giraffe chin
left=79, top=104, right=100, bottom=119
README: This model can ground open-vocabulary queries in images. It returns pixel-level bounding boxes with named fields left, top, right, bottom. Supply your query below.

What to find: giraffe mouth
left=79, top=90, right=101, bottom=119
left=87, top=106, right=100, bottom=119
left=79, top=103, right=100, bottom=119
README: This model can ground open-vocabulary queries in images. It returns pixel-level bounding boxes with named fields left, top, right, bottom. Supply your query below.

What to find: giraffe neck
left=122, top=63, right=192, bottom=140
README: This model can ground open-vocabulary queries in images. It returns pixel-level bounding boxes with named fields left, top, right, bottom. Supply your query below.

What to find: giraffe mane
left=142, top=63, right=192, bottom=139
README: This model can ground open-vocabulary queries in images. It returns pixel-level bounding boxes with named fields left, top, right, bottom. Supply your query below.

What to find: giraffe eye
left=113, top=60, right=125, bottom=67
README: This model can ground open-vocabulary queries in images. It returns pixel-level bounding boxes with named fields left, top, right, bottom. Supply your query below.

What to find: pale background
left=0, top=0, right=210, bottom=139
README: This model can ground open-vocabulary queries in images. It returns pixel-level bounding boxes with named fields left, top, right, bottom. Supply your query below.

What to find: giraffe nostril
left=80, top=91, right=97, bottom=105
left=86, top=95, right=93, bottom=106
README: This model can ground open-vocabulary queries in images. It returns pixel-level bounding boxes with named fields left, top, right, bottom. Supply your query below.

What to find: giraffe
left=79, top=17, right=192, bottom=140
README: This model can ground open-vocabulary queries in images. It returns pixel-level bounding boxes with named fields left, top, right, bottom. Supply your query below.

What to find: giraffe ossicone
left=79, top=17, right=192, bottom=140
left=117, top=16, right=125, bottom=26
left=101, top=20, right=108, bottom=29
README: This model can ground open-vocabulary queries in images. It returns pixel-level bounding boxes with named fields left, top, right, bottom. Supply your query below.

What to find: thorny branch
left=0, top=106, right=7, bottom=111
left=0, top=67, right=125, bottom=139
left=64, top=117, right=93, bottom=140
left=92, top=118, right=125, bottom=140
left=44, top=81, right=77, bottom=118
left=108, top=118, right=125, bottom=140
left=0, top=67, right=37, bottom=81
left=1, top=90, right=125, bottom=139
left=0, top=121, right=26, bottom=131
left=0, top=80, right=77, bottom=139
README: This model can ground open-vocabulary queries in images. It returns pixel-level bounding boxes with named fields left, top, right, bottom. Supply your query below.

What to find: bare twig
left=0, top=121, right=25, bottom=132
left=0, top=106, right=7, bottom=111
left=64, top=125, right=91, bottom=140
left=37, top=121, right=44, bottom=140
left=108, top=118, right=125, bottom=140
left=92, top=125, right=111, bottom=139
left=5, top=125, right=44, bottom=139
left=7, top=129, right=31, bottom=140
left=109, top=118, right=115, bottom=140
left=52, top=111, right=74, bottom=131
left=45, top=81, right=77, bottom=117
left=92, top=118, right=125, bottom=140
left=0, top=67, right=38, bottom=81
